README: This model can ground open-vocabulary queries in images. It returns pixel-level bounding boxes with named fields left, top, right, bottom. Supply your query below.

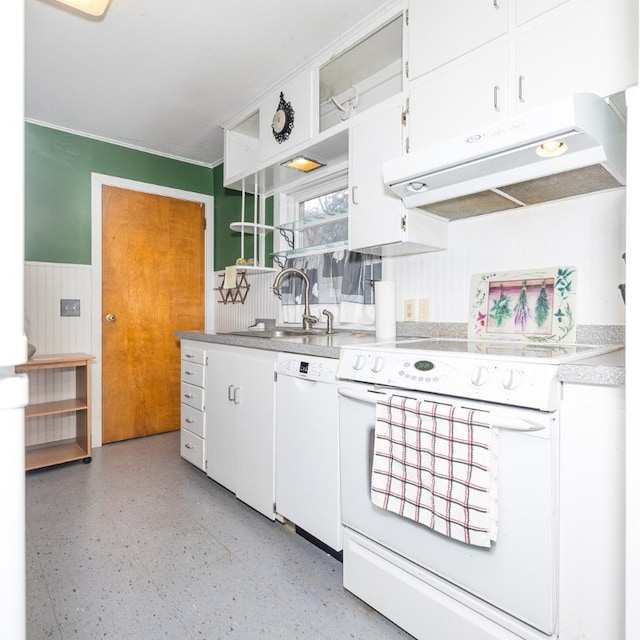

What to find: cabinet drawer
left=181, top=382, right=205, bottom=411
left=181, top=403, right=205, bottom=439
left=181, top=360, right=205, bottom=387
left=180, top=428, right=205, bottom=470
left=182, top=345, right=207, bottom=365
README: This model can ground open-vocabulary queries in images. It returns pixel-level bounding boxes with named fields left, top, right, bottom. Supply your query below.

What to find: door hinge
left=274, top=371, right=277, bottom=383
left=401, top=214, right=407, bottom=232
left=405, top=136, right=410, bottom=154
left=405, top=8, right=409, bottom=26
left=405, top=60, right=409, bottom=79
left=401, top=97, right=409, bottom=127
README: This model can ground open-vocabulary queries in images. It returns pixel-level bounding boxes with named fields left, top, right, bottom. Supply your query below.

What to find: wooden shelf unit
left=17, top=353, right=95, bottom=471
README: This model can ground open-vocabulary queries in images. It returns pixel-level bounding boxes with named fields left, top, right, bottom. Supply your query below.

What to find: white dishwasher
left=275, top=352, right=342, bottom=554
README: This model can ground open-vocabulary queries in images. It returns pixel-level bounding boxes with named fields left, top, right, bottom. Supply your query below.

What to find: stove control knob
left=371, top=356, right=385, bottom=373
left=501, top=368, right=522, bottom=390
left=470, top=365, right=490, bottom=386
left=353, top=354, right=367, bottom=371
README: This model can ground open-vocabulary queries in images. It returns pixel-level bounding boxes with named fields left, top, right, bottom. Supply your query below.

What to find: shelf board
left=277, top=211, right=347, bottom=232
left=25, top=398, right=88, bottom=419
left=26, top=440, right=90, bottom=471
left=229, top=222, right=275, bottom=235
left=272, top=240, right=348, bottom=259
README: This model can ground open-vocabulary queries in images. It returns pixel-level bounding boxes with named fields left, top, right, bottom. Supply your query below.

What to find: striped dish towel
left=371, top=394, right=498, bottom=548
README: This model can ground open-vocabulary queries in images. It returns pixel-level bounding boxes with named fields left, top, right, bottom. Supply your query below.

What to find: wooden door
left=102, top=186, right=204, bottom=443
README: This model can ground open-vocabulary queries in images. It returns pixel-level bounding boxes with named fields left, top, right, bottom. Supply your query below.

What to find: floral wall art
left=470, top=267, right=577, bottom=343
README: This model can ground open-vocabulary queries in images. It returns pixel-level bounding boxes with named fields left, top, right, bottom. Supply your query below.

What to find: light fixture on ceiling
left=281, top=156, right=326, bottom=173
left=54, top=0, right=112, bottom=17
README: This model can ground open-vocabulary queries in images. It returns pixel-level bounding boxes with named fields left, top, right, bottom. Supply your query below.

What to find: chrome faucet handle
left=302, top=313, right=319, bottom=330
left=322, top=309, right=335, bottom=334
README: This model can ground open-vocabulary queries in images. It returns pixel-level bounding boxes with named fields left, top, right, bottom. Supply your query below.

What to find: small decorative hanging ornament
left=513, top=281, right=531, bottom=330
left=535, top=282, right=550, bottom=327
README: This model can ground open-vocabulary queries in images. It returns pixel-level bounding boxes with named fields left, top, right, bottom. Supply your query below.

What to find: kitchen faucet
left=273, top=268, right=318, bottom=330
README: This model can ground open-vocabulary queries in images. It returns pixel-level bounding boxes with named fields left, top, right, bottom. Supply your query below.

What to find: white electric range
left=335, top=337, right=623, bottom=640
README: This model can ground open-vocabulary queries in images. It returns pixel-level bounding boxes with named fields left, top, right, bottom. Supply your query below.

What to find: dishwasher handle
left=337, top=387, right=546, bottom=432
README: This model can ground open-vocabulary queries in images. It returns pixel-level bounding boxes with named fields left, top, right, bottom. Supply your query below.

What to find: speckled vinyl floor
left=26, top=431, right=414, bottom=639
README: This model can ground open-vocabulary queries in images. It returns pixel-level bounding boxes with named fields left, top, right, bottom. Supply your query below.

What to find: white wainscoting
left=213, top=270, right=280, bottom=333
left=24, top=262, right=93, bottom=446
left=384, top=189, right=627, bottom=325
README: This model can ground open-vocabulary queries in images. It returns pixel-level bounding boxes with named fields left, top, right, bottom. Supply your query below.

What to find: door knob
left=105, top=313, right=117, bottom=323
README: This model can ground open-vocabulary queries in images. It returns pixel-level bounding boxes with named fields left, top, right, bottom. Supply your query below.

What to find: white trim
left=91, top=173, right=214, bottom=448
left=27, top=119, right=216, bottom=168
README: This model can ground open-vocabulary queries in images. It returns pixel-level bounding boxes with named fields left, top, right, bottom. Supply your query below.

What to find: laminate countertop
left=176, top=330, right=625, bottom=388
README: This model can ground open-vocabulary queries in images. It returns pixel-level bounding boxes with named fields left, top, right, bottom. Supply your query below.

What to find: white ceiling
left=25, top=0, right=397, bottom=167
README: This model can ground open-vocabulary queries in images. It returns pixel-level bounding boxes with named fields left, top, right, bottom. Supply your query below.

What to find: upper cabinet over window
left=319, top=14, right=404, bottom=133
left=259, top=71, right=316, bottom=165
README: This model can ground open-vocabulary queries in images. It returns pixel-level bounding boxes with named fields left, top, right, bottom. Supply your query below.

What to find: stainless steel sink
left=227, top=328, right=351, bottom=339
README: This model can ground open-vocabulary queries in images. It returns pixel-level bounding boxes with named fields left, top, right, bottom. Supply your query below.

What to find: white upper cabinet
left=408, top=0, right=638, bottom=152
left=259, top=70, right=316, bottom=164
left=349, top=100, right=448, bottom=256
left=515, top=0, right=570, bottom=25
left=409, top=43, right=509, bottom=150
left=407, top=0, right=508, bottom=81
left=514, top=0, right=638, bottom=112
left=223, top=111, right=259, bottom=186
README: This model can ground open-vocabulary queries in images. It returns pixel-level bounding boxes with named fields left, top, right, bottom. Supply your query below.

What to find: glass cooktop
left=358, top=338, right=623, bottom=363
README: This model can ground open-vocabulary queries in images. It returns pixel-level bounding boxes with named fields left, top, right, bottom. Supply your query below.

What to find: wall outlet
left=417, top=298, right=430, bottom=322
left=60, top=299, right=81, bottom=317
left=404, top=299, right=416, bottom=322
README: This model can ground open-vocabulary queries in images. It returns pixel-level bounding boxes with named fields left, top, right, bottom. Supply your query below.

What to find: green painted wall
left=25, top=123, right=212, bottom=264
left=26, top=123, right=272, bottom=269
left=26, top=123, right=272, bottom=270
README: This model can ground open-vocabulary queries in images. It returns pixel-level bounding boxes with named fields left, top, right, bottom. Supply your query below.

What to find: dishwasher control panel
left=276, top=353, right=338, bottom=383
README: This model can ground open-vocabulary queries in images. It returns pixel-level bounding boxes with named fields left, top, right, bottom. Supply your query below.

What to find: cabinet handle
left=184, top=370, right=194, bottom=376
left=233, top=386, right=240, bottom=405
left=518, top=75, right=525, bottom=103
left=493, top=85, right=500, bottom=112
left=184, top=393, right=194, bottom=399
left=184, top=353, right=195, bottom=359
left=228, top=384, right=234, bottom=401
left=184, top=442, right=194, bottom=449
left=493, top=0, right=500, bottom=8
left=351, top=186, right=359, bottom=205
left=185, top=417, right=194, bottom=424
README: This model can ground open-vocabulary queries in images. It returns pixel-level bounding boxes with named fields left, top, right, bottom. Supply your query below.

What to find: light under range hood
left=383, top=93, right=627, bottom=220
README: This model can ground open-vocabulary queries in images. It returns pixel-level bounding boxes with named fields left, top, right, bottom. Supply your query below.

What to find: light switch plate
left=60, top=299, right=81, bottom=317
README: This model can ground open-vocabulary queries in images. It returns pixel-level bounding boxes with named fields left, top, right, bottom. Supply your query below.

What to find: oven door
left=338, top=384, right=558, bottom=636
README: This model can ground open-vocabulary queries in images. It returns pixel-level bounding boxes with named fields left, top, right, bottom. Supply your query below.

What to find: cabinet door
left=515, top=0, right=638, bottom=113
left=349, top=102, right=405, bottom=252
left=408, top=0, right=508, bottom=81
left=259, top=70, right=315, bottom=164
left=233, top=352, right=276, bottom=519
left=515, top=0, right=570, bottom=25
left=205, top=350, right=237, bottom=491
left=409, top=43, right=509, bottom=151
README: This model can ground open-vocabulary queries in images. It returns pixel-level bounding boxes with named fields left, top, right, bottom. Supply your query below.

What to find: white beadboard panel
left=214, top=270, right=279, bottom=333
left=384, top=190, right=626, bottom=325
left=24, top=262, right=93, bottom=445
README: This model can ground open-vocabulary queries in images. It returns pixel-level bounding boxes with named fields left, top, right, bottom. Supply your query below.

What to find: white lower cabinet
left=179, top=341, right=208, bottom=471
left=205, top=344, right=277, bottom=520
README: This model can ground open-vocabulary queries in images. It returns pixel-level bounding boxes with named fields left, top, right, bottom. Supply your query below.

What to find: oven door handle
left=490, top=414, right=546, bottom=432
left=338, top=387, right=547, bottom=432
left=338, top=387, right=386, bottom=404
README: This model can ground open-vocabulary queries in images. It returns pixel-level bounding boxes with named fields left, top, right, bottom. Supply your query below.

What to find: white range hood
left=383, top=93, right=627, bottom=220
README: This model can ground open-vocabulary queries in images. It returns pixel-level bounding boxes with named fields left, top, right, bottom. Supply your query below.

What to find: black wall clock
left=272, top=92, right=295, bottom=144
